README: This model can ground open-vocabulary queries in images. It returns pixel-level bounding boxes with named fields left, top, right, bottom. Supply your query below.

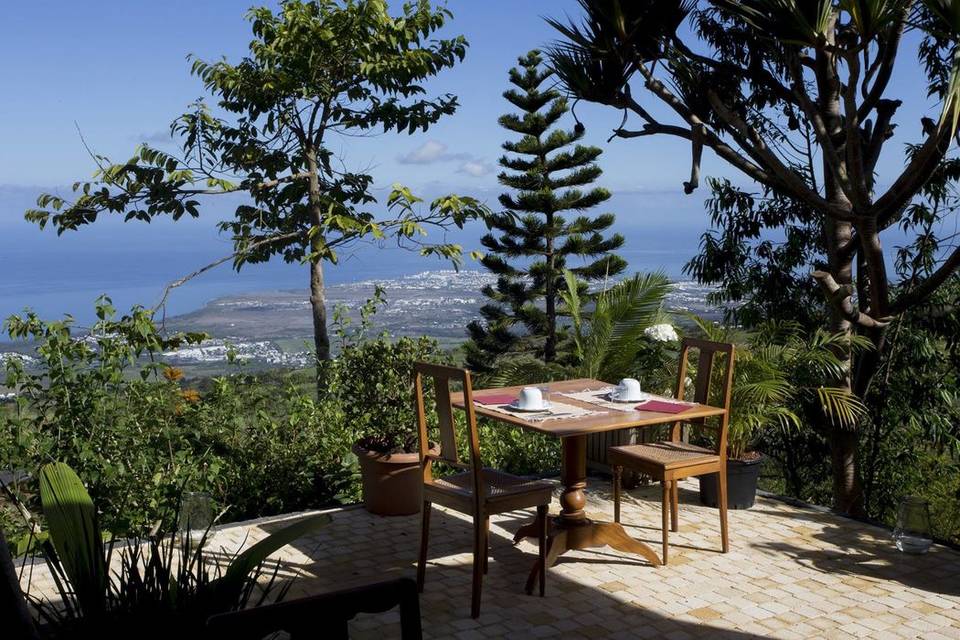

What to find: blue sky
left=0, top=0, right=706, bottom=194
left=0, top=1, right=945, bottom=321
left=0, top=1, right=937, bottom=192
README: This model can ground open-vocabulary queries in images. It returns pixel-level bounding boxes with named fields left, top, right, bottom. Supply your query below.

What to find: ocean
left=0, top=184, right=712, bottom=326
left=0, top=185, right=718, bottom=373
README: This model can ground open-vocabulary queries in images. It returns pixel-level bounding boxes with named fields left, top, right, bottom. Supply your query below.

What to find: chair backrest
left=673, top=338, right=735, bottom=457
left=412, top=362, right=484, bottom=502
left=206, top=576, right=422, bottom=640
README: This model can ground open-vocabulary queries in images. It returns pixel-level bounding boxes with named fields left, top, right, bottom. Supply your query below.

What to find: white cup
left=616, top=378, right=642, bottom=401
left=517, top=386, right=545, bottom=410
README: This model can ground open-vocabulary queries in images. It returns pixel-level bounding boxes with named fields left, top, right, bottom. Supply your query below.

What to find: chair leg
left=612, top=465, right=622, bottom=523
left=718, top=467, right=729, bottom=553
left=661, top=481, right=670, bottom=565
left=483, top=517, right=490, bottom=574
left=537, top=504, right=547, bottom=597
left=670, top=480, right=679, bottom=532
left=471, top=512, right=486, bottom=619
left=417, top=501, right=431, bottom=592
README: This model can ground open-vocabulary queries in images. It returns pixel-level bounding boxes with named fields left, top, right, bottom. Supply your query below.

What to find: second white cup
left=616, top=378, right=642, bottom=401
left=517, top=386, right=545, bottom=410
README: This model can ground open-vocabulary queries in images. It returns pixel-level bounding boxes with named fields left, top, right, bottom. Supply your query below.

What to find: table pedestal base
left=513, top=434, right=660, bottom=594
left=515, top=516, right=661, bottom=594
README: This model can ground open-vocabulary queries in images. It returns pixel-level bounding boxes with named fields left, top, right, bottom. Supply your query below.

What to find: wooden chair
left=414, top=362, right=552, bottom=619
left=608, top=338, right=735, bottom=565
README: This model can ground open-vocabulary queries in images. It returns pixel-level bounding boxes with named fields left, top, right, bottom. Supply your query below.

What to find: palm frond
left=815, top=386, right=869, bottom=428
left=487, top=358, right=570, bottom=388
left=575, top=271, right=671, bottom=381
left=545, top=0, right=693, bottom=101
left=842, top=0, right=907, bottom=40
left=715, top=0, right=835, bottom=46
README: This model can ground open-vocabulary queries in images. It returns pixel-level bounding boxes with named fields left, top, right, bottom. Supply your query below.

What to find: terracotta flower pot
left=352, top=441, right=439, bottom=516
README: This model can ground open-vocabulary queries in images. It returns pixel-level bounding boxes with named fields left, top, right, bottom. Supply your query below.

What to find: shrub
left=0, top=300, right=360, bottom=538
left=1, top=292, right=560, bottom=546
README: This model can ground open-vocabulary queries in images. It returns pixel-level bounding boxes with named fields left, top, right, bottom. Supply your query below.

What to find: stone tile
left=18, top=478, right=960, bottom=638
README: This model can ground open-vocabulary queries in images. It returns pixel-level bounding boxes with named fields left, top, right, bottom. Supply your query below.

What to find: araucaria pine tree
left=466, top=50, right=625, bottom=369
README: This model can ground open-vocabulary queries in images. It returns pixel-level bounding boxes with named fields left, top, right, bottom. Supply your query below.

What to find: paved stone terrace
left=22, top=479, right=960, bottom=638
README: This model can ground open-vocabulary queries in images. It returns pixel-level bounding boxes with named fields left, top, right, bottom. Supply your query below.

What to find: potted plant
left=330, top=291, right=444, bottom=516
left=693, top=320, right=868, bottom=509
left=343, top=334, right=442, bottom=516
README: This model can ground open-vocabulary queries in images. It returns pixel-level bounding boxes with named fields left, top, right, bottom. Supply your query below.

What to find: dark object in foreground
left=206, top=576, right=422, bottom=640
left=1, top=531, right=42, bottom=640
left=699, top=456, right=763, bottom=510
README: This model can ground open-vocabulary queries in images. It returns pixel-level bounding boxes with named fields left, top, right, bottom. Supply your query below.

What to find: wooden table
left=453, top=378, right=727, bottom=592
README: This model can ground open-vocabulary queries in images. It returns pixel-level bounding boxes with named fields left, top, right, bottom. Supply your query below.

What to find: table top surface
left=451, top=378, right=727, bottom=438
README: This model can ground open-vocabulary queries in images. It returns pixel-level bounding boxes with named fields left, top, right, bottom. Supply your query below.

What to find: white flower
left=644, top=323, right=679, bottom=343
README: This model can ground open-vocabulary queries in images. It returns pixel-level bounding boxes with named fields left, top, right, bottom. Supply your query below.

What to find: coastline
left=1, top=269, right=720, bottom=372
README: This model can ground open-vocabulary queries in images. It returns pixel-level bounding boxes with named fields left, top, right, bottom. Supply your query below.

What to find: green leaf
left=208, top=513, right=330, bottom=606
left=38, top=462, right=108, bottom=619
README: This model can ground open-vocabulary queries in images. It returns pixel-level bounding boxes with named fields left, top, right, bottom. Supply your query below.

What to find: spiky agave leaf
left=207, top=513, right=331, bottom=610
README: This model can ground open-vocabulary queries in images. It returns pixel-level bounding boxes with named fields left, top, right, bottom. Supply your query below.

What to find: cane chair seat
left=608, top=442, right=718, bottom=471
left=427, top=469, right=553, bottom=511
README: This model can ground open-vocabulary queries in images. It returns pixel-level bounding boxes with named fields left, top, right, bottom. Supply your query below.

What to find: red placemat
left=635, top=399, right=693, bottom=414
left=474, top=393, right=517, bottom=406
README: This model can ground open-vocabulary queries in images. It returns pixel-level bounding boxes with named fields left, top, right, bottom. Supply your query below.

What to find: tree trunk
left=310, top=257, right=331, bottom=362
left=305, top=146, right=331, bottom=371
left=816, top=40, right=866, bottom=516
left=544, top=210, right=556, bottom=363
left=823, top=217, right=865, bottom=516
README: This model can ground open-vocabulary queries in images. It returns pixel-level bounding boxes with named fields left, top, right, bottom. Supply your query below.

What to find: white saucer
left=508, top=400, right=553, bottom=412
left=606, top=391, right=647, bottom=403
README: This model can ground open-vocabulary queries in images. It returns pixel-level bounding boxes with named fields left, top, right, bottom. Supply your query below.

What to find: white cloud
left=134, top=129, right=177, bottom=144
left=398, top=140, right=493, bottom=178
left=458, top=160, right=494, bottom=177
left=398, top=140, right=454, bottom=164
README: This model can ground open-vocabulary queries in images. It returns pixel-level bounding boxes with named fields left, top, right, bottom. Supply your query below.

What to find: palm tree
left=689, top=317, right=871, bottom=460
left=489, top=270, right=672, bottom=386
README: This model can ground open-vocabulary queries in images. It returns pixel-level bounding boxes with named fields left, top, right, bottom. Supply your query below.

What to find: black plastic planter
left=698, top=455, right=763, bottom=510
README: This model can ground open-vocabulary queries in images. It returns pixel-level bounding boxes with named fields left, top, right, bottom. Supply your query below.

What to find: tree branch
left=153, top=230, right=306, bottom=313
left=856, top=7, right=909, bottom=121
left=864, top=98, right=901, bottom=173
left=890, top=245, right=960, bottom=314
left=787, top=53, right=859, bottom=208
left=874, top=123, right=954, bottom=227
left=812, top=270, right=892, bottom=328
left=840, top=49, right=872, bottom=209
left=705, top=90, right=844, bottom=217
left=634, top=65, right=778, bottom=190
